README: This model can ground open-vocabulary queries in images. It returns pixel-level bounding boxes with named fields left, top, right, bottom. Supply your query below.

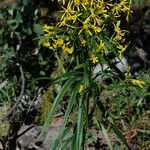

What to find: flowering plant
left=38, top=0, right=134, bottom=149
left=40, top=0, right=132, bottom=68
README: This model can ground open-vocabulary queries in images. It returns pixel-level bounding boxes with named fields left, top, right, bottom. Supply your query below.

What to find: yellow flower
left=74, top=0, right=80, bottom=5
left=95, top=17, right=103, bottom=26
left=96, top=41, right=109, bottom=54
left=114, top=21, right=127, bottom=41
left=61, top=1, right=76, bottom=21
left=78, top=84, right=84, bottom=93
left=96, top=40, right=105, bottom=52
left=125, top=66, right=131, bottom=77
left=126, top=0, right=133, bottom=21
left=87, top=8, right=103, bottom=26
left=43, top=41, right=50, bottom=47
left=81, top=39, right=86, bottom=46
left=82, top=0, right=89, bottom=6
left=78, top=21, right=92, bottom=36
left=90, top=54, right=99, bottom=64
left=99, top=41, right=105, bottom=49
left=90, top=0, right=94, bottom=6
left=131, top=79, right=145, bottom=88
left=91, top=25, right=102, bottom=34
left=90, top=8, right=96, bottom=19
left=54, top=38, right=64, bottom=47
left=65, top=46, right=74, bottom=54
left=38, top=39, right=50, bottom=48
left=112, top=0, right=132, bottom=19
left=117, top=44, right=128, bottom=56
left=43, top=24, right=54, bottom=37
left=112, top=0, right=127, bottom=17
left=44, top=31, right=53, bottom=37
left=43, top=25, right=54, bottom=32
left=67, top=13, right=82, bottom=23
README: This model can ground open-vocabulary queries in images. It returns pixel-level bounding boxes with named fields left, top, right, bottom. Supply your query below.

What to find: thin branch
left=0, top=65, right=25, bottom=121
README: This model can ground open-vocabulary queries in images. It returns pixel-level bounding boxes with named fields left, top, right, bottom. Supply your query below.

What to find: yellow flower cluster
left=40, top=0, right=132, bottom=64
left=78, top=84, right=84, bottom=93
left=41, top=25, right=74, bottom=54
left=43, top=24, right=54, bottom=37
left=112, top=0, right=132, bottom=21
left=90, top=54, right=99, bottom=64
left=125, top=67, right=145, bottom=88
left=131, top=79, right=145, bottom=88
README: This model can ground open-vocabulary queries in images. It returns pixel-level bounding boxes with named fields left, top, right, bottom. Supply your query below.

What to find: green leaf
left=0, top=13, right=3, bottom=19
left=100, top=124, right=113, bottom=150
left=4, top=43, right=8, bottom=50
left=110, top=122, right=131, bottom=150
left=70, top=134, right=76, bottom=150
left=58, top=136, right=73, bottom=150
left=74, top=63, right=86, bottom=70
left=27, top=27, right=32, bottom=35
left=22, top=0, right=28, bottom=6
left=76, top=94, right=84, bottom=150
left=47, top=72, right=82, bottom=88
left=97, top=53, right=107, bottom=64
left=91, top=37, right=98, bottom=51
left=61, top=84, right=79, bottom=131
left=15, top=11, right=23, bottom=23
left=97, top=35, right=118, bottom=56
left=33, top=24, right=44, bottom=35
left=50, top=84, right=79, bottom=149
left=38, top=77, right=78, bottom=139
left=34, top=71, right=82, bottom=88
left=50, top=125, right=72, bottom=150
left=7, top=19, right=18, bottom=30
left=0, top=28, right=4, bottom=35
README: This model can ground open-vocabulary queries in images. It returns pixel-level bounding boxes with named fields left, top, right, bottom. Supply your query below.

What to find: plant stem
left=55, top=52, right=66, bottom=73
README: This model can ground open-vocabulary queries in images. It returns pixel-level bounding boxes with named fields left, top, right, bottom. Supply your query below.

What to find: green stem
left=55, top=52, right=66, bottom=73
left=84, top=63, right=91, bottom=125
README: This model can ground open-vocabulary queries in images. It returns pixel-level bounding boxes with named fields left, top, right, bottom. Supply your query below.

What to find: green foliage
left=0, top=0, right=58, bottom=111
left=0, top=0, right=55, bottom=94
left=109, top=70, right=150, bottom=147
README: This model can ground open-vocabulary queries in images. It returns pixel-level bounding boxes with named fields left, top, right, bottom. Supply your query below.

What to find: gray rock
left=17, top=125, right=61, bottom=150
left=16, top=124, right=121, bottom=150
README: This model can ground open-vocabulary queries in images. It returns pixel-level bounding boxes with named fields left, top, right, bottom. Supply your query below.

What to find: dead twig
left=0, top=65, right=25, bottom=121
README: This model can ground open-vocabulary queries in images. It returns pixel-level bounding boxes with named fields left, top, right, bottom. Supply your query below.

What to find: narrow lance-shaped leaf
left=50, top=125, right=72, bottom=150
left=97, top=35, right=118, bottom=56
left=76, top=94, right=84, bottom=150
left=100, top=123, right=113, bottom=150
left=58, top=136, right=73, bottom=150
left=38, top=77, right=78, bottom=139
left=50, top=84, right=79, bottom=150
left=110, top=122, right=131, bottom=150
left=34, top=71, right=82, bottom=87
left=61, top=84, right=79, bottom=132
